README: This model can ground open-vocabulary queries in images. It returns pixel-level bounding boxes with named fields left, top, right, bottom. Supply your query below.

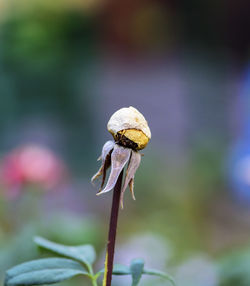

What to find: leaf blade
left=34, top=236, right=96, bottom=266
left=97, top=264, right=131, bottom=276
left=113, top=264, right=131, bottom=275
left=6, top=258, right=86, bottom=278
left=143, top=268, right=176, bottom=286
left=130, top=259, right=144, bottom=286
left=6, top=269, right=85, bottom=286
left=5, top=258, right=89, bottom=286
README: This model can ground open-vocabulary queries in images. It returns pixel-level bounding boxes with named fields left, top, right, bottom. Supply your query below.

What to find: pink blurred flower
left=0, top=144, right=67, bottom=198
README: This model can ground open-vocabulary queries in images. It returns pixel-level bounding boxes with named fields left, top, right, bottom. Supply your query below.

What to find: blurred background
left=0, top=0, right=250, bottom=285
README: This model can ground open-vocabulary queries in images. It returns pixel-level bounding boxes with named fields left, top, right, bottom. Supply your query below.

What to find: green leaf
left=113, top=264, right=131, bottom=275
left=143, top=268, right=176, bottom=286
left=97, top=260, right=176, bottom=286
left=216, top=247, right=250, bottom=285
left=130, top=259, right=144, bottom=286
left=34, top=236, right=96, bottom=267
left=97, top=264, right=131, bottom=276
left=5, top=258, right=89, bottom=286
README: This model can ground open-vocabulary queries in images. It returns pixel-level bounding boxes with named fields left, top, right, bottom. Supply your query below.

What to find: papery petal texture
left=97, top=144, right=131, bottom=195
left=91, top=141, right=115, bottom=183
left=100, top=141, right=115, bottom=161
left=120, top=150, right=141, bottom=208
left=129, top=178, right=135, bottom=200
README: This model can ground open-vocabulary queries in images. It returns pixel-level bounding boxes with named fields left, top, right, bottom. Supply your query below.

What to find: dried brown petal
left=120, top=150, right=141, bottom=208
left=129, top=178, right=135, bottom=200
left=91, top=141, right=114, bottom=183
left=97, top=144, right=131, bottom=195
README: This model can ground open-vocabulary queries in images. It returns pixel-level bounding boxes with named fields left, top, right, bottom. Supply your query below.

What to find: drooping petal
left=99, top=151, right=112, bottom=191
left=100, top=141, right=115, bottom=161
left=97, top=144, right=131, bottom=195
left=91, top=158, right=107, bottom=185
left=91, top=141, right=115, bottom=183
left=120, top=150, right=141, bottom=208
left=129, top=178, right=136, bottom=200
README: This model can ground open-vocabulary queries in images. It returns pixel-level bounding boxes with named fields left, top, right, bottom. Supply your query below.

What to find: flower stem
left=91, top=278, right=98, bottom=286
left=102, top=170, right=123, bottom=286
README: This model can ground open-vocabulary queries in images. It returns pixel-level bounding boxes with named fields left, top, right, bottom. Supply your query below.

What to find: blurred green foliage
left=0, top=1, right=250, bottom=286
left=218, top=246, right=250, bottom=286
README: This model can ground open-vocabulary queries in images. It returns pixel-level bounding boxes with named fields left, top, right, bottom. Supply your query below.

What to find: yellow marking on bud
left=107, top=106, right=151, bottom=141
left=118, top=129, right=149, bottom=150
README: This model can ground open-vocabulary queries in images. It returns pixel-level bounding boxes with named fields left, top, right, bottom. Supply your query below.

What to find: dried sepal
left=91, top=141, right=115, bottom=183
left=129, top=178, right=135, bottom=200
left=120, top=150, right=141, bottom=208
left=97, top=144, right=131, bottom=196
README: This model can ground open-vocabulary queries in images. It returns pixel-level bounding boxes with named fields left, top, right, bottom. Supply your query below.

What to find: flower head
left=107, top=106, right=151, bottom=150
left=92, top=106, right=151, bottom=208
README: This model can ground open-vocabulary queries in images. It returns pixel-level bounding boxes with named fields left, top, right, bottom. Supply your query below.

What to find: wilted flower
left=92, top=106, right=151, bottom=208
left=0, top=144, right=66, bottom=198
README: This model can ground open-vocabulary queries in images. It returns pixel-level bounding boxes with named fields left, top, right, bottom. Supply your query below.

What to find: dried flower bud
left=92, top=106, right=151, bottom=207
left=107, top=106, right=151, bottom=150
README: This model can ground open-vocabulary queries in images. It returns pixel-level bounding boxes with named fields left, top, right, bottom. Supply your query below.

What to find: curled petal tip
left=129, top=179, right=136, bottom=200
left=91, top=164, right=104, bottom=182
left=96, top=188, right=111, bottom=196
left=120, top=192, right=125, bottom=209
left=91, top=169, right=102, bottom=183
left=120, top=201, right=124, bottom=209
left=91, top=141, right=114, bottom=186
left=96, top=188, right=106, bottom=195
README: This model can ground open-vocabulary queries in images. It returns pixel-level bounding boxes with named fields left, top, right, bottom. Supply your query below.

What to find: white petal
left=120, top=150, right=141, bottom=208
left=91, top=141, right=114, bottom=183
left=101, top=141, right=115, bottom=161
left=97, top=144, right=131, bottom=195
left=107, top=106, right=151, bottom=139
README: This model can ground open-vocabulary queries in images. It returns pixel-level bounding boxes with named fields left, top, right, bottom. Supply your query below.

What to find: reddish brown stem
left=105, top=170, right=123, bottom=286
